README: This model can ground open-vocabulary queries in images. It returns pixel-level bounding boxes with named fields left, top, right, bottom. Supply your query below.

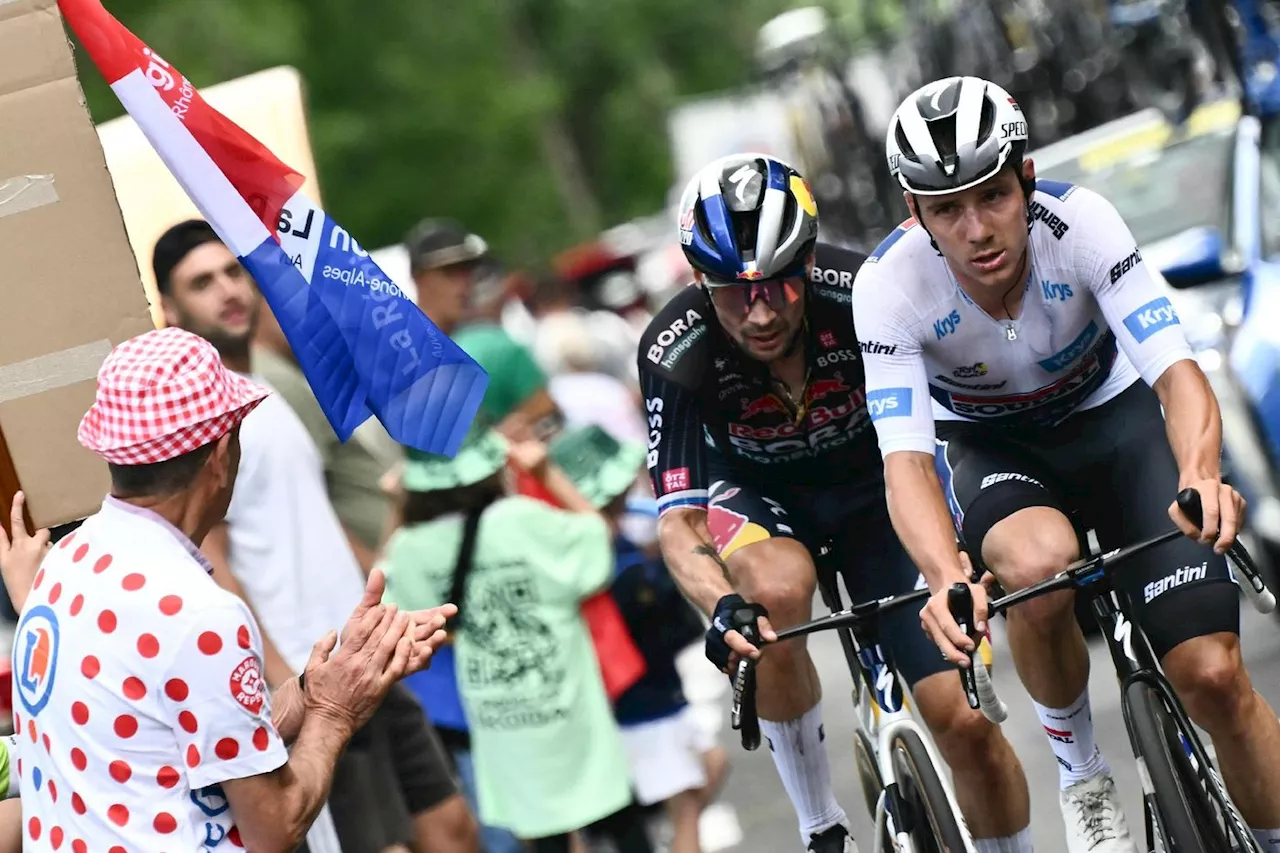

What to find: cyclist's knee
left=982, top=507, right=1078, bottom=621
left=730, top=538, right=816, bottom=628
left=1164, top=633, right=1254, bottom=736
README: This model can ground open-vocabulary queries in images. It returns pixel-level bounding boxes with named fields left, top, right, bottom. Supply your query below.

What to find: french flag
left=58, top=0, right=488, bottom=457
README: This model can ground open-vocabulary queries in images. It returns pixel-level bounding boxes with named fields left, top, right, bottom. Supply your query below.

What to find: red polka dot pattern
left=109, top=760, right=132, bottom=783
left=107, top=804, right=128, bottom=826
left=48, top=779, right=57, bottom=801
left=50, top=826, right=63, bottom=850
left=72, top=840, right=86, bottom=853
left=60, top=532, right=75, bottom=549
left=28, top=719, right=36, bottom=744
left=253, top=726, right=269, bottom=751
left=42, top=733, right=50, bottom=753
left=215, top=738, right=239, bottom=760
left=198, top=631, right=223, bottom=655
left=229, top=827, right=244, bottom=847
left=237, top=625, right=251, bottom=649
left=70, top=749, right=86, bottom=771
left=93, top=554, right=112, bottom=574
left=81, top=656, right=100, bottom=679
left=73, top=543, right=89, bottom=563
left=48, top=582, right=62, bottom=604
left=137, top=633, right=160, bottom=658
left=97, top=610, right=117, bottom=633
left=69, top=594, right=84, bottom=616
left=28, top=817, right=40, bottom=840
left=186, top=744, right=200, bottom=767
left=165, top=678, right=189, bottom=701
left=121, top=572, right=145, bottom=591
left=113, top=714, right=138, bottom=738
left=154, top=813, right=177, bottom=834
left=159, top=594, right=183, bottom=615
left=156, top=765, right=180, bottom=788
left=178, top=711, right=198, bottom=733
left=123, top=676, right=146, bottom=700
left=32, top=569, right=44, bottom=591
left=71, top=793, right=86, bottom=814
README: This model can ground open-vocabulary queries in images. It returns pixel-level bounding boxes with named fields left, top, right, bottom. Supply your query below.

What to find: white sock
left=973, top=826, right=1034, bottom=852
left=1031, top=689, right=1109, bottom=789
left=758, top=702, right=847, bottom=844
left=1252, top=827, right=1280, bottom=850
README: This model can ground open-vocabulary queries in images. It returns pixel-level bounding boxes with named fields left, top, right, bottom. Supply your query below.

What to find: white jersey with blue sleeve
left=851, top=180, right=1196, bottom=458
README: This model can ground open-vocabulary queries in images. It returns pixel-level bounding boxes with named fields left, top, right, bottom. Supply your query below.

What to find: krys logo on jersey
left=1123, top=297, right=1180, bottom=344
left=646, top=308, right=705, bottom=369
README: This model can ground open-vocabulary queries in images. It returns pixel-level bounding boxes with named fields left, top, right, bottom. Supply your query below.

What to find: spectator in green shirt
left=406, top=218, right=562, bottom=442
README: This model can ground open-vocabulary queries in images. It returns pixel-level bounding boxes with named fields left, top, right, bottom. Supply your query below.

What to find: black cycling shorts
left=705, top=452, right=947, bottom=688
left=934, top=381, right=1238, bottom=660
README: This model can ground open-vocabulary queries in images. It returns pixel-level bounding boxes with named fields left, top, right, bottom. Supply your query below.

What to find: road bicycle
left=730, top=539, right=992, bottom=851
left=948, top=488, right=1275, bottom=851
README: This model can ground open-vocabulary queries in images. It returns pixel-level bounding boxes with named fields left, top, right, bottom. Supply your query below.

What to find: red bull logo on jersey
left=740, top=394, right=788, bottom=420
left=16, top=606, right=60, bottom=716
left=804, top=375, right=851, bottom=405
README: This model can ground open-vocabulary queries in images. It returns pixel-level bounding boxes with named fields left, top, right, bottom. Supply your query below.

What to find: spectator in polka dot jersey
left=4, top=327, right=455, bottom=853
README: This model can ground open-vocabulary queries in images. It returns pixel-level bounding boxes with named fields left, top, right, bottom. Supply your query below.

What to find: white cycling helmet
left=886, top=76, right=1028, bottom=196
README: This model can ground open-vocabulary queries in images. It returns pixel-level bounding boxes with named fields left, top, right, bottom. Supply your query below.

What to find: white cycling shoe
left=1060, top=772, right=1139, bottom=853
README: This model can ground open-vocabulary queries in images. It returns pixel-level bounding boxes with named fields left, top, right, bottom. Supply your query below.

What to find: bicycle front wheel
left=1125, top=681, right=1230, bottom=852
left=889, top=729, right=967, bottom=853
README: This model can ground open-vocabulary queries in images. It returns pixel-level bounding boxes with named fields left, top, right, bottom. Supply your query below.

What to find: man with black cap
left=406, top=218, right=561, bottom=443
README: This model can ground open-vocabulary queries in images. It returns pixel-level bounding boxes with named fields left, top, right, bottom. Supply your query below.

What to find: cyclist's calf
left=1163, top=633, right=1255, bottom=740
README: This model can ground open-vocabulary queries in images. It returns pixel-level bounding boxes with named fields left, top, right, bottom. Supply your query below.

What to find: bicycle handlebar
left=946, top=487, right=1274, bottom=722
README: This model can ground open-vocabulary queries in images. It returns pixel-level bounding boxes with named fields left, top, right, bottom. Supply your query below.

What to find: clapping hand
left=0, top=492, right=50, bottom=612
left=342, top=569, right=456, bottom=675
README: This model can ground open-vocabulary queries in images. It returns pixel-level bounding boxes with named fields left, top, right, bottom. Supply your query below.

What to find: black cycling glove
left=705, top=593, right=769, bottom=671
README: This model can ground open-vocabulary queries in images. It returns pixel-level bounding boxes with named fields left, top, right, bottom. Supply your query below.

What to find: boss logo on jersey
left=1038, top=321, right=1099, bottom=373
left=933, top=310, right=961, bottom=340
left=816, top=349, right=858, bottom=367
left=646, top=308, right=704, bottom=366
left=1041, top=281, right=1073, bottom=302
left=953, top=362, right=987, bottom=378
left=1027, top=201, right=1070, bottom=240
left=868, top=387, right=912, bottom=420
left=1143, top=561, right=1207, bottom=603
left=1109, top=247, right=1143, bottom=284
left=860, top=340, right=897, bottom=356
left=980, top=472, right=1042, bottom=489
left=1123, top=297, right=1180, bottom=343
left=645, top=397, right=663, bottom=468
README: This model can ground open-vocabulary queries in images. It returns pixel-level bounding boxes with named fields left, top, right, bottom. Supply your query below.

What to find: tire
left=888, top=729, right=967, bottom=853
left=853, top=727, right=893, bottom=852
left=1125, top=682, right=1230, bottom=852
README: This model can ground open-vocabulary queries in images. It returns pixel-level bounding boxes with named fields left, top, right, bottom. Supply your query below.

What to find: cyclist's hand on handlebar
left=921, top=580, right=987, bottom=668
left=1170, top=478, right=1247, bottom=554
left=706, top=594, right=776, bottom=674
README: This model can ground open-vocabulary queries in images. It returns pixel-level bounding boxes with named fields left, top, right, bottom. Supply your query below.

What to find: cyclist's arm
left=638, top=360, right=727, bottom=615
left=1075, top=190, right=1219, bottom=482
left=852, top=267, right=968, bottom=591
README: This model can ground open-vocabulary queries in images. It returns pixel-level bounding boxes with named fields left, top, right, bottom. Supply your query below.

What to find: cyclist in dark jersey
left=638, top=154, right=1033, bottom=853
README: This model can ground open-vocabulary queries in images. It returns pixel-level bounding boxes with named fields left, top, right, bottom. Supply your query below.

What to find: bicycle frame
left=810, top=556, right=978, bottom=852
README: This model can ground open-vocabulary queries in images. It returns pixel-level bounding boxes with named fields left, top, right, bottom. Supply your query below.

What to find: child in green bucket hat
left=378, top=426, right=653, bottom=852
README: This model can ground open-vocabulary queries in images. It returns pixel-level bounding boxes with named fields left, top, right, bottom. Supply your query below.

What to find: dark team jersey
left=638, top=243, right=882, bottom=515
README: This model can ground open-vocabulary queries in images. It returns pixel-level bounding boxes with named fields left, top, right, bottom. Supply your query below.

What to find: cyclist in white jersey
left=852, top=75, right=1280, bottom=853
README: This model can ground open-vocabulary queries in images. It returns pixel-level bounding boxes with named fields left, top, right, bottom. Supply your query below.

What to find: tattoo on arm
left=693, top=544, right=732, bottom=583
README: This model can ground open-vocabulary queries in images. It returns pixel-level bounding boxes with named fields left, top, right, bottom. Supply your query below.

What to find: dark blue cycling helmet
left=677, top=153, right=819, bottom=282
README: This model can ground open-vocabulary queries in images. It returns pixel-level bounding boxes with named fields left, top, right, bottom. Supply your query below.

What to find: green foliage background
left=70, top=0, right=895, bottom=267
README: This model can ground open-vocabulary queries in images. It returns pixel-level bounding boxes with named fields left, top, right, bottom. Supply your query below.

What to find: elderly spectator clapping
left=4, top=328, right=454, bottom=852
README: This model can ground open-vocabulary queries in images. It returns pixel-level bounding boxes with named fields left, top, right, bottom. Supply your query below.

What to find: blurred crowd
left=0, top=213, right=727, bottom=853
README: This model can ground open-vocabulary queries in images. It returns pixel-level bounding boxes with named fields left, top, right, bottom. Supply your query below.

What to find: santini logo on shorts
left=1143, top=561, right=1207, bottom=603
left=1123, top=297, right=1180, bottom=343
left=867, top=388, right=911, bottom=420
left=980, top=472, right=1042, bottom=489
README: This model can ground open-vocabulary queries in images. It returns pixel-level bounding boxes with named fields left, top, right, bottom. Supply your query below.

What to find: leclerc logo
left=867, top=388, right=912, bottom=420
left=1123, top=297, right=1180, bottom=343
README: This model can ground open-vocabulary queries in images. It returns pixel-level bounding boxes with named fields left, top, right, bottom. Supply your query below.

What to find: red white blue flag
left=58, top=0, right=488, bottom=456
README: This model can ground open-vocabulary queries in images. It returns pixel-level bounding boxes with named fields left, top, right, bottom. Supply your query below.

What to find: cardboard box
left=97, top=65, right=323, bottom=328
left=0, top=0, right=154, bottom=532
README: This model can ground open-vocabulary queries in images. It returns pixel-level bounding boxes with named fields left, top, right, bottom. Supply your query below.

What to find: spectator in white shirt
left=7, top=327, right=452, bottom=852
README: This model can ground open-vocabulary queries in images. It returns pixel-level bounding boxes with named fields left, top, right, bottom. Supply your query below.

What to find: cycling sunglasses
left=703, top=275, right=804, bottom=317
